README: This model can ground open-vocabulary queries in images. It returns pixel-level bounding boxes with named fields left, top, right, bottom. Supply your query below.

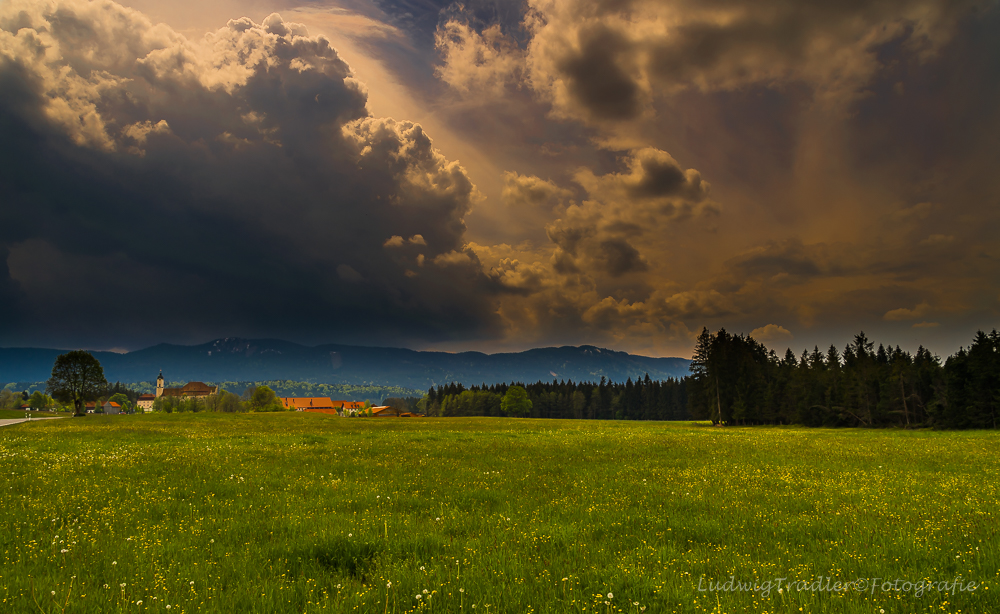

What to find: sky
left=0, top=0, right=998, bottom=359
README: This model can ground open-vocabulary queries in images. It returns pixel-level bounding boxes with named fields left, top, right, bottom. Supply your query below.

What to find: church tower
left=156, top=371, right=164, bottom=398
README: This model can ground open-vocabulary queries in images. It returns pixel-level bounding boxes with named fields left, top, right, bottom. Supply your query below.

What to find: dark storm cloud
left=0, top=0, right=502, bottom=349
left=556, top=23, right=641, bottom=121
left=728, top=241, right=827, bottom=280
left=599, top=238, right=647, bottom=275
left=513, top=0, right=988, bottom=126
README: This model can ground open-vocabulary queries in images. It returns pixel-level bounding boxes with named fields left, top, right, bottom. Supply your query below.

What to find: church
left=155, top=372, right=218, bottom=399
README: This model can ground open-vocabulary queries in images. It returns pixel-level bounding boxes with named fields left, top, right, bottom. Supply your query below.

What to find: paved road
left=0, top=417, right=64, bottom=427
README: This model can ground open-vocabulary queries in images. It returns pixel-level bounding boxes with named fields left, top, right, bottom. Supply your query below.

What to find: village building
left=281, top=398, right=366, bottom=416
left=155, top=372, right=217, bottom=399
left=280, top=397, right=336, bottom=411
left=136, top=393, right=155, bottom=412
left=103, top=401, right=122, bottom=414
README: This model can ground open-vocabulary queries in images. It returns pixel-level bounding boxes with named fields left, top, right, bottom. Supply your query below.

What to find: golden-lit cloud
left=434, top=0, right=981, bottom=126
left=1, top=0, right=998, bottom=359
left=750, top=324, right=794, bottom=345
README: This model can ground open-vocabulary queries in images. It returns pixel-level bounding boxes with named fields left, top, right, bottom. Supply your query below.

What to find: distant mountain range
left=0, top=338, right=692, bottom=390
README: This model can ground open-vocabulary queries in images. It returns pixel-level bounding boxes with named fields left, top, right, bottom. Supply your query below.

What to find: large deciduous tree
left=249, top=385, right=284, bottom=412
left=47, top=351, right=108, bottom=417
left=501, top=385, right=532, bottom=417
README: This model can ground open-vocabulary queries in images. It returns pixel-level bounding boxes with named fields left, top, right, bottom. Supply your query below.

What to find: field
left=1, top=415, right=996, bottom=614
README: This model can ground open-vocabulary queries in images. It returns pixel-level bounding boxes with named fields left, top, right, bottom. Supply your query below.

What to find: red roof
left=280, top=397, right=335, bottom=410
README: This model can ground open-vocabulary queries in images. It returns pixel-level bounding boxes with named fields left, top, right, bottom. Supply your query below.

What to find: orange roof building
left=281, top=398, right=367, bottom=415
left=280, top=397, right=335, bottom=411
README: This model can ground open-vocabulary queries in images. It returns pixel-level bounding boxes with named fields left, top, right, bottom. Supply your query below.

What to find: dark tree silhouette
left=46, top=351, right=108, bottom=417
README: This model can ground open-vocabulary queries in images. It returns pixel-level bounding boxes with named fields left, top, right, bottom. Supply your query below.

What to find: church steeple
left=156, top=371, right=164, bottom=398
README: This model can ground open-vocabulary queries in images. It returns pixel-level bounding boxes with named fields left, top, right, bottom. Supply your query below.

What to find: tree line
left=421, top=376, right=690, bottom=420
left=422, top=328, right=998, bottom=429
left=688, top=328, right=999, bottom=428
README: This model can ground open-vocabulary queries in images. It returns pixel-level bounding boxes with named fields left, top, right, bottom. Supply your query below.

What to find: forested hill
left=0, top=339, right=691, bottom=389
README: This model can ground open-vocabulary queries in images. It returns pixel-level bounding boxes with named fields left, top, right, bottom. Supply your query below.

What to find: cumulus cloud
left=546, top=148, right=715, bottom=276
left=435, top=20, right=524, bottom=94
left=3, top=0, right=997, bottom=359
left=750, top=324, right=794, bottom=344
left=459, top=148, right=720, bottom=354
left=0, top=0, right=501, bottom=348
left=499, top=171, right=572, bottom=243
left=431, top=0, right=979, bottom=127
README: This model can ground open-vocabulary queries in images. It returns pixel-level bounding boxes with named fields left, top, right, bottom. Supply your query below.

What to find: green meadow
left=1, top=414, right=996, bottom=614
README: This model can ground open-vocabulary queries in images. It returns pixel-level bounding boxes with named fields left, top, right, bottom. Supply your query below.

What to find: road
left=0, top=417, right=64, bottom=427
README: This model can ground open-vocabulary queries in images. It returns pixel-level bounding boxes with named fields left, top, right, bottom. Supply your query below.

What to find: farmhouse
left=155, top=372, right=217, bottom=399
left=103, top=401, right=122, bottom=414
left=280, top=397, right=336, bottom=411
left=285, top=399, right=367, bottom=416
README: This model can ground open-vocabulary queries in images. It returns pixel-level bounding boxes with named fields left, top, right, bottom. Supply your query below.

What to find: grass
left=0, top=414, right=996, bottom=613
